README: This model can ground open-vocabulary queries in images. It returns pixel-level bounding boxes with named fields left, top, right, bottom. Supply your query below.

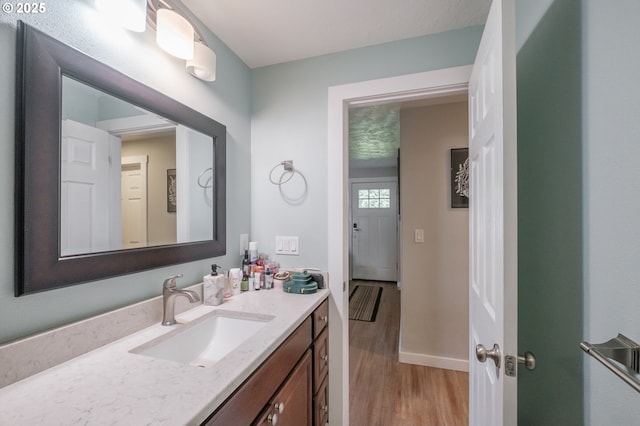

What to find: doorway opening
left=346, top=94, right=471, bottom=423
left=328, top=65, right=472, bottom=425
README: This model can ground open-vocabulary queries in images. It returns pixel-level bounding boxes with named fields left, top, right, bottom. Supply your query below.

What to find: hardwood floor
left=349, top=281, right=469, bottom=425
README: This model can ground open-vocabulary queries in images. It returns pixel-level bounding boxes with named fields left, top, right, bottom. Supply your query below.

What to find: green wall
left=516, top=0, right=584, bottom=424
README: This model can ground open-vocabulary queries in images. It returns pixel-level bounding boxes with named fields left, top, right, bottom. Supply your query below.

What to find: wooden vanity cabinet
left=312, top=299, right=329, bottom=425
left=202, top=298, right=329, bottom=426
left=202, top=317, right=311, bottom=426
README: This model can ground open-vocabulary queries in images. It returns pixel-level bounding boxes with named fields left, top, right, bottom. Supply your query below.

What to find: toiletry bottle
left=203, top=264, right=225, bottom=306
left=254, top=272, right=261, bottom=291
left=229, top=268, right=242, bottom=296
left=249, top=241, right=258, bottom=264
left=223, top=270, right=233, bottom=298
left=265, top=267, right=273, bottom=289
left=248, top=273, right=254, bottom=292
left=242, top=250, right=251, bottom=276
left=241, top=272, right=249, bottom=292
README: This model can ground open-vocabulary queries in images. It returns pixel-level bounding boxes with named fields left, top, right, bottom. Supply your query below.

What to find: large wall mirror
left=15, top=22, right=226, bottom=295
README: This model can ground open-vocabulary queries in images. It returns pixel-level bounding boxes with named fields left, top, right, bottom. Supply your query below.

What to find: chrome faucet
left=162, top=274, right=201, bottom=326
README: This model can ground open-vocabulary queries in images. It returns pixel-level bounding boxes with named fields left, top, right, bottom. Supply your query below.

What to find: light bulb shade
left=95, top=0, right=147, bottom=32
left=187, top=43, right=217, bottom=81
left=156, top=9, right=194, bottom=59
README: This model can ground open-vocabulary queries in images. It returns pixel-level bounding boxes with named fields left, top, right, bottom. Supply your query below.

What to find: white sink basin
left=130, top=310, right=274, bottom=367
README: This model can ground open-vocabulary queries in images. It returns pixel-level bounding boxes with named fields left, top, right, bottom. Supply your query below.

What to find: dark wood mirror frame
left=15, top=21, right=226, bottom=296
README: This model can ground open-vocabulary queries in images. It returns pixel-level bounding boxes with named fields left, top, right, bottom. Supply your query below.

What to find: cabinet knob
left=320, top=315, right=328, bottom=324
left=322, top=354, right=328, bottom=364
left=267, top=413, right=278, bottom=425
left=274, top=401, right=285, bottom=413
left=322, top=404, right=328, bottom=413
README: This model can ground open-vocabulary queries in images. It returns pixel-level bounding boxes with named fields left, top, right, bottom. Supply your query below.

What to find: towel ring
left=197, top=167, right=213, bottom=189
left=269, top=160, right=295, bottom=185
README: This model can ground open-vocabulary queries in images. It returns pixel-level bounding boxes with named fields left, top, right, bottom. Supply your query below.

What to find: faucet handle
left=163, top=274, right=183, bottom=289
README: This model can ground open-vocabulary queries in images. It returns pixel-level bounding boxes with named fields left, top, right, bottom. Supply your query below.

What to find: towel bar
left=580, top=333, right=640, bottom=393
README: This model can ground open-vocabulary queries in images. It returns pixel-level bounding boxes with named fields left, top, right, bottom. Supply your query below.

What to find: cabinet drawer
left=254, top=350, right=312, bottom=426
left=312, top=299, right=329, bottom=339
left=313, top=327, right=329, bottom=393
left=314, top=375, right=329, bottom=426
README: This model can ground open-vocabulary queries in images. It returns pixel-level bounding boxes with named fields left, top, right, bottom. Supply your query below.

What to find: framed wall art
left=450, top=148, right=469, bottom=208
left=167, top=169, right=176, bottom=212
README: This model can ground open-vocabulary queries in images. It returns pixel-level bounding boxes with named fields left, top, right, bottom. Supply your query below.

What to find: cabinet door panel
left=255, top=350, right=312, bottom=426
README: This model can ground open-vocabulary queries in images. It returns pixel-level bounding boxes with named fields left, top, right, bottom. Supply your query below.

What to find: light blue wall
left=0, top=0, right=251, bottom=343
left=250, top=27, right=483, bottom=269
left=583, top=0, right=640, bottom=424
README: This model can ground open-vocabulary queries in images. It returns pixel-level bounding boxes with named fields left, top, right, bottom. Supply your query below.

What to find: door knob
left=505, top=351, right=536, bottom=376
left=476, top=343, right=501, bottom=368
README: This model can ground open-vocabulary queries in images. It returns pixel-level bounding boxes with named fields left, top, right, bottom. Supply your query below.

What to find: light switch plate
left=275, top=236, right=299, bottom=255
left=414, top=229, right=425, bottom=243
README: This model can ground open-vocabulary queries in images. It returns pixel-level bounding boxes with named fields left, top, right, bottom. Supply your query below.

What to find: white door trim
left=328, top=65, right=472, bottom=425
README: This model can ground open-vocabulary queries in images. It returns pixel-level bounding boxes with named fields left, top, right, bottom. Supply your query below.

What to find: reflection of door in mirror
left=121, top=156, right=148, bottom=249
left=121, top=131, right=177, bottom=247
left=61, top=119, right=121, bottom=256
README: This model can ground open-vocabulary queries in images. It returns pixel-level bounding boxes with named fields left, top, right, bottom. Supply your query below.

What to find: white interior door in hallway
left=350, top=178, right=398, bottom=282
left=468, top=0, right=518, bottom=424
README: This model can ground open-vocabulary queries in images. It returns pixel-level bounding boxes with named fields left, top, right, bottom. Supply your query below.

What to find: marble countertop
left=0, top=289, right=329, bottom=425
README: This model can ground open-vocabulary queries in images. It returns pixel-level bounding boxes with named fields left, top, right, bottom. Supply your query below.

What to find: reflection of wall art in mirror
left=14, top=21, right=226, bottom=295
left=167, top=169, right=177, bottom=213
left=451, top=148, right=469, bottom=208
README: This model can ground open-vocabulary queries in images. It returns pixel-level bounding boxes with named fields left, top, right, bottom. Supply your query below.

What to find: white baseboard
left=399, top=351, right=469, bottom=372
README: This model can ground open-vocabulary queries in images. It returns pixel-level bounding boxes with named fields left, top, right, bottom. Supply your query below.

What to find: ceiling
left=349, top=96, right=468, bottom=167
left=178, top=0, right=485, bottom=167
left=181, top=0, right=491, bottom=69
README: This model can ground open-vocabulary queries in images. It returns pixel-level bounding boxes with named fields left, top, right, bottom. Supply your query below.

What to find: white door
left=61, top=119, right=120, bottom=256
left=121, top=156, right=148, bottom=249
left=468, top=0, right=518, bottom=425
left=351, top=179, right=398, bottom=281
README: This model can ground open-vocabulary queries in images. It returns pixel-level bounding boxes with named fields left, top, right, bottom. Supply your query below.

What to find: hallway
left=349, top=280, right=469, bottom=425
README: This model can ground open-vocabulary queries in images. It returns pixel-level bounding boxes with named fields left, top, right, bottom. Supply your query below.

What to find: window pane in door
left=357, top=186, right=391, bottom=208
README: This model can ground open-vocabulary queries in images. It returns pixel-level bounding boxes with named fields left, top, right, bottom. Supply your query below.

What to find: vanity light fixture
left=95, top=0, right=147, bottom=32
left=156, top=8, right=194, bottom=59
left=96, top=0, right=217, bottom=82
left=187, top=41, right=217, bottom=81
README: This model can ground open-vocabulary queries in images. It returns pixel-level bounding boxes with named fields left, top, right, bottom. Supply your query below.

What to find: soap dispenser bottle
left=203, top=264, right=225, bottom=306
